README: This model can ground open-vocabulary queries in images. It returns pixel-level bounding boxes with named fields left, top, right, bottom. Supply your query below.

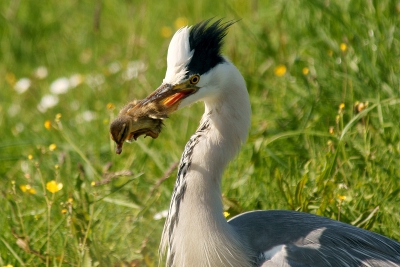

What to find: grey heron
left=110, top=19, right=400, bottom=266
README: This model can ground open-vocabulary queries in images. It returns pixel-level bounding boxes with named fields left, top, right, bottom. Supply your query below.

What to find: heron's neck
left=161, top=64, right=253, bottom=266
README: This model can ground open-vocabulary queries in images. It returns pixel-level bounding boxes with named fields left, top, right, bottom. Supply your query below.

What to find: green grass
left=1, top=0, right=400, bottom=266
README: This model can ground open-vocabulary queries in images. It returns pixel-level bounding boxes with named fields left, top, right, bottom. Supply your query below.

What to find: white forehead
left=163, top=26, right=194, bottom=85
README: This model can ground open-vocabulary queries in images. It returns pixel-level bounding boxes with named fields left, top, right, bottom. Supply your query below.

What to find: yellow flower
left=357, top=102, right=365, bottom=112
left=91, top=181, right=96, bottom=187
left=61, top=209, right=68, bottom=214
left=355, top=101, right=368, bottom=113
left=28, top=188, right=37, bottom=194
left=302, top=67, right=309, bottom=75
left=339, top=103, right=345, bottom=110
left=4, top=264, right=14, bottom=267
left=340, top=43, right=347, bottom=52
left=175, top=17, right=188, bottom=29
left=20, top=185, right=36, bottom=194
left=55, top=113, right=62, bottom=122
left=20, top=184, right=29, bottom=192
left=49, top=144, right=57, bottom=151
left=46, top=180, right=63, bottom=193
left=28, top=154, right=33, bottom=160
left=107, top=103, right=115, bottom=110
left=329, top=126, right=334, bottom=134
left=337, top=195, right=346, bottom=201
left=5, top=72, right=16, bottom=86
left=274, top=65, right=287, bottom=77
left=44, top=120, right=52, bottom=130
left=223, top=211, right=230, bottom=218
left=67, top=197, right=73, bottom=203
left=161, top=26, right=172, bottom=38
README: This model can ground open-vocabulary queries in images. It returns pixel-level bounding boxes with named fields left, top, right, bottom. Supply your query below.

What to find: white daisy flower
left=50, top=77, right=70, bottom=94
left=14, top=78, right=31, bottom=94
left=34, top=66, right=48, bottom=79
left=38, top=94, right=59, bottom=113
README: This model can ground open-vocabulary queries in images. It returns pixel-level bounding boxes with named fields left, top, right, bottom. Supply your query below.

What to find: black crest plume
left=187, top=19, right=237, bottom=77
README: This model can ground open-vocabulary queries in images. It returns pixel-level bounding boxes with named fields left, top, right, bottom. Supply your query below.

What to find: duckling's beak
left=116, top=144, right=123, bottom=155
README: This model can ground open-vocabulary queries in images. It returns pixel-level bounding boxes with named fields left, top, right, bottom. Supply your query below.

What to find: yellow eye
left=189, top=75, right=200, bottom=84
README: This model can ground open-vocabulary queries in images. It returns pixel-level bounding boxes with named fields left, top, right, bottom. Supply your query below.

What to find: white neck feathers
left=161, top=62, right=253, bottom=267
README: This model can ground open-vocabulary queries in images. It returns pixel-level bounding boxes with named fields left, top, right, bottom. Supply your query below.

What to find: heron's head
left=110, top=19, right=242, bottom=154
left=140, top=19, right=237, bottom=112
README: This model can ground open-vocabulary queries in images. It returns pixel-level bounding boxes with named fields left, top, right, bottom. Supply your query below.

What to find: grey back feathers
left=229, top=210, right=400, bottom=266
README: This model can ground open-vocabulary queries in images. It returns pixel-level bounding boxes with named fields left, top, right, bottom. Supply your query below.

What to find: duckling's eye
left=189, top=75, right=200, bottom=85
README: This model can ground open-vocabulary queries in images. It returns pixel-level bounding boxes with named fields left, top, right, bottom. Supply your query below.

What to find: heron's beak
left=139, top=80, right=199, bottom=113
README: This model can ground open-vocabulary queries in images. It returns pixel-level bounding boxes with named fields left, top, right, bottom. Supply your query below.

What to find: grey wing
left=228, top=210, right=400, bottom=267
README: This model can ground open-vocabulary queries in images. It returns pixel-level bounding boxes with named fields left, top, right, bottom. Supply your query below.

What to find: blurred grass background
left=1, top=0, right=400, bottom=266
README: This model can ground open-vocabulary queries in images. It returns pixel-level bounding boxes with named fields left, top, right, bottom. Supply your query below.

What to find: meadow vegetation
left=1, top=0, right=400, bottom=266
